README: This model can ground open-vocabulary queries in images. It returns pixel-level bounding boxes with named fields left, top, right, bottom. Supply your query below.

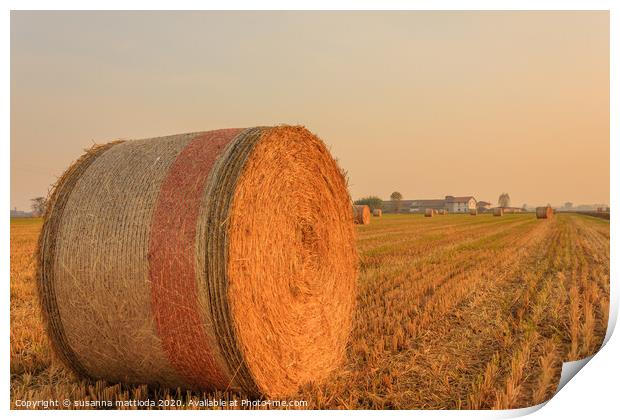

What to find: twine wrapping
left=37, top=126, right=358, bottom=397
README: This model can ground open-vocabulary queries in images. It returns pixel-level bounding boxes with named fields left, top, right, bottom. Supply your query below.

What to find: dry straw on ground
left=37, top=125, right=358, bottom=398
left=372, top=209, right=382, bottom=217
left=536, top=206, right=554, bottom=219
left=493, top=208, right=504, bottom=217
left=424, top=208, right=435, bottom=217
left=353, top=205, right=371, bottom=225
left=12, top=212, right=610, bottom=409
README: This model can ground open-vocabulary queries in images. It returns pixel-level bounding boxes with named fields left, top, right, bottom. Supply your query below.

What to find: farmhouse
left=384, top=195, right=478, bottom=214
left=445, top=196, right=477, bottom=213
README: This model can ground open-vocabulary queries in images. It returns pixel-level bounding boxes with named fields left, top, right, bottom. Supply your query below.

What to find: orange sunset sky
left=11, top=11, right=609, bottom=211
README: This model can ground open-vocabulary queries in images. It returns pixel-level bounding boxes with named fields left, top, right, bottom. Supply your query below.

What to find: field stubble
left=10, top=213, right=609, bottom=409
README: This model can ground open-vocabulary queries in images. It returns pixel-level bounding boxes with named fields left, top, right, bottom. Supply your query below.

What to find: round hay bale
left=493, top=207, right=504, bottom=216
left=536, top=206, right=554, bottom=219
left=372, top=208, right=382, bottom=217
left=424, top=208, right=434, bottom=217
left=37, top=126, right=358, bottom=397
left=438, top=209, right=446, bottom=215
left=353, top=205, right=371, bottom=224
left=469, top=209, right=478, bottom=216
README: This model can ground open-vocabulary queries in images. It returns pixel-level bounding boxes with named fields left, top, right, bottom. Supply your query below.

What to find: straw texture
left=37, top=141, right=123, bottom=379
left=37, top=126, right=357, bottom=397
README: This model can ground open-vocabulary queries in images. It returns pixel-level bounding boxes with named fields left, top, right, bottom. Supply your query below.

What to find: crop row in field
left=10, top=214, right=609, bottom=409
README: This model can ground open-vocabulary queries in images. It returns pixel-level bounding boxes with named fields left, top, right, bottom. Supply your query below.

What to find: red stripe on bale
left=148, top=129, right=242, bottom=390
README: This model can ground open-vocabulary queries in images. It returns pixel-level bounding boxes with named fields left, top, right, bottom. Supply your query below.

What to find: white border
left=0, top=0, right=615, bottom=11
left=2, top=2, right=616, bottom=419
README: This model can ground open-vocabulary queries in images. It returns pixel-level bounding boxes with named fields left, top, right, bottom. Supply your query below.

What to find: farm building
left=383, top=195, right=478, bottom=214
left=445, top=196, right=477, bottom=213
left=382, top=200, right=416, bottom=213
left=409, top=199, right=447, bottom=213
left=10, top=209, right=33, bottom=218
left=476, top=201, right=492, bottom=212
left=501, top=207, right=524, bottom=214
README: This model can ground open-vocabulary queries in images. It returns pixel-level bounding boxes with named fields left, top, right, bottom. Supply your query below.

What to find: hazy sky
left=11, top=11, right=609, bottom=211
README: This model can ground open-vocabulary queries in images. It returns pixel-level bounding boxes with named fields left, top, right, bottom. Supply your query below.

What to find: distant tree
left=390, top=191, right=403, bottom=212
left=354, top=196, right=383, bottom=211
left=564, top=202, right=573, bottom=210
left=498, top=193, right=511, bottom=208
left=31, top=196, right=47, bottom=217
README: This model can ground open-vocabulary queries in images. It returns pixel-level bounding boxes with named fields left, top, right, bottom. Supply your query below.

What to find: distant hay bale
left=37, top=126, right=357, bottom=398
left=469, top=209, right=478, bottom=216
left=424, top=208, right=434, bottom=217
left=438, top=209, right=446, bottom=215
left=493, top=208, right=504, bottom=216
left=353, top=205, right=371, bottom=224
left=536, top=206, right=554, bottom=219
left=372, top=209, right=382, bottom=217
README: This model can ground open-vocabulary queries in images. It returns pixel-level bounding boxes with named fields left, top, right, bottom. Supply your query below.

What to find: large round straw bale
left=424, top=208, right=434, bottom=217
left=372, top=209, right=382, bottom=217
left=353, top=205, right=371, bottom=224
left=536, top=206, right=553, bottom=219
left=469, top=209, right=478, bottom=216
left=493, top=207, right=504, bottom=216
left=37, top=126, right=357, bottom=397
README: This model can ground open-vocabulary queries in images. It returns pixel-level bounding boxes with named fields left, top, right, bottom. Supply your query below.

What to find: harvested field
left=578, top=211, right=610, bottom=220
left=10, top=213, right=609, bottom=409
